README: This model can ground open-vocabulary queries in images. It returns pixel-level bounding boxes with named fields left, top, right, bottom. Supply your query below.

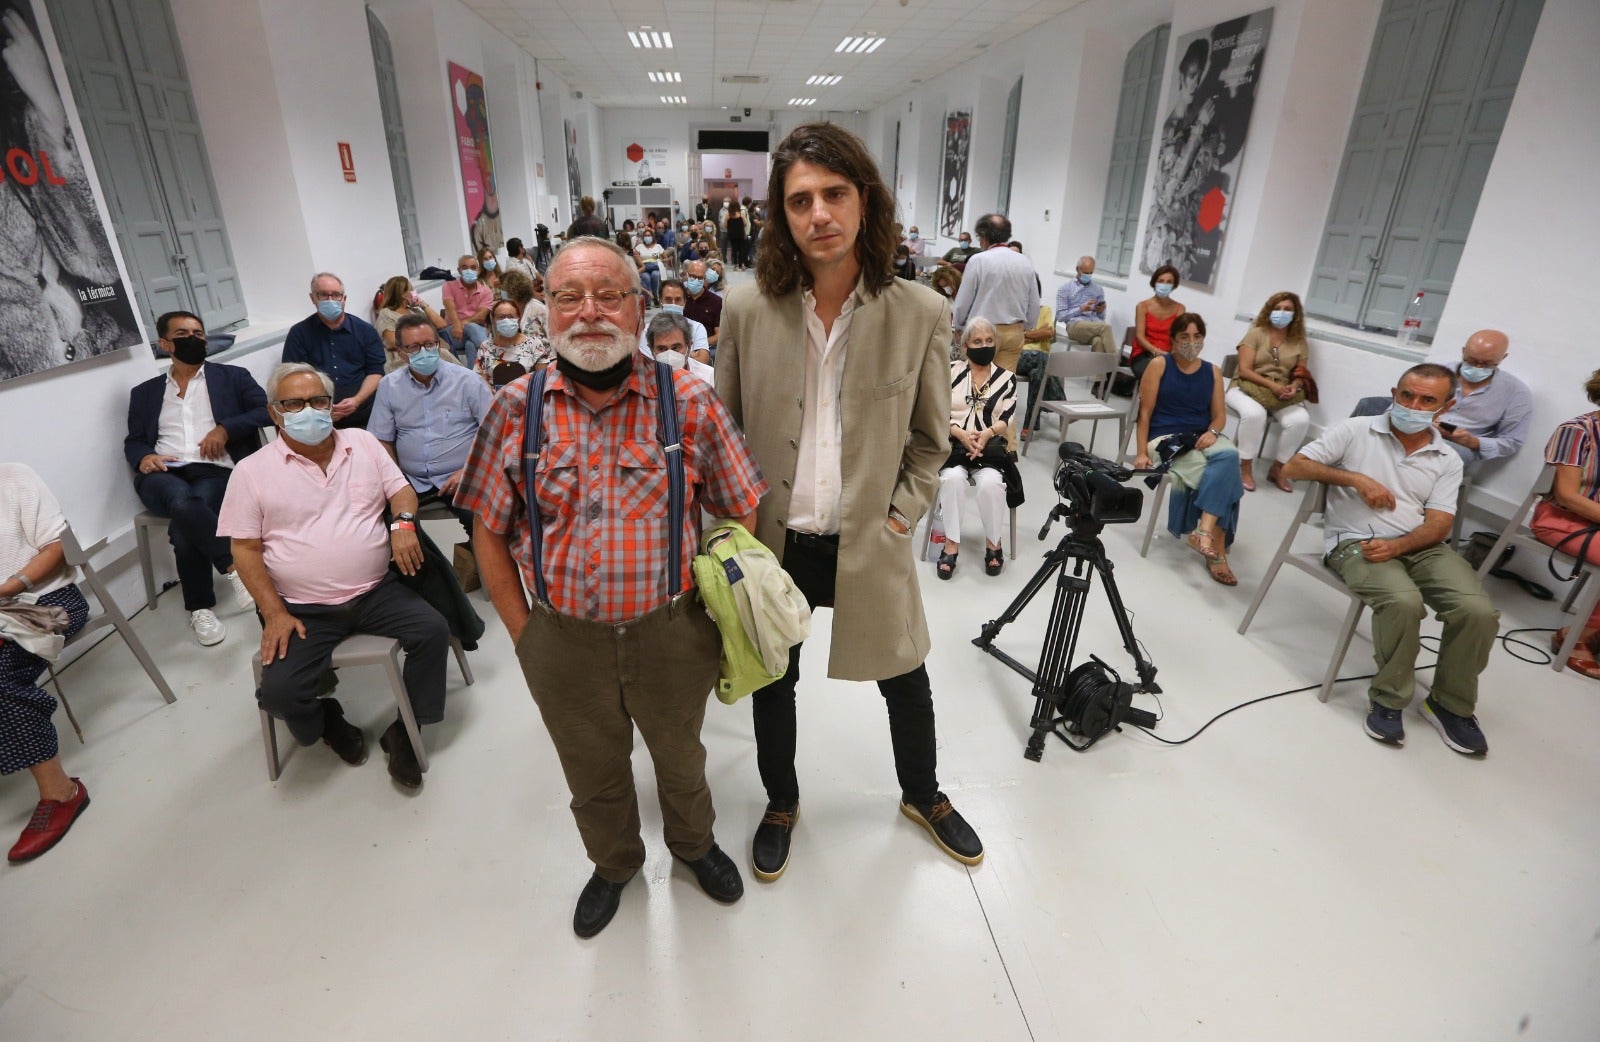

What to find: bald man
left=1053, top=255, right=1113, bottom=355
left=1434, top=329, right=1532, bottom=466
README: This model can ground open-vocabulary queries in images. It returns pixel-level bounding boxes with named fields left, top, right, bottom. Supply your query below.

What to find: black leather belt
left=786, top=529, right=840, bottom=555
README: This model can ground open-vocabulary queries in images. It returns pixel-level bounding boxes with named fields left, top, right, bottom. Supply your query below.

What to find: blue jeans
left=640, top=264, right=662, bottom=302
left=443, top=323, right=490, bottom=368
left=134, top=463, right=234, bottom=611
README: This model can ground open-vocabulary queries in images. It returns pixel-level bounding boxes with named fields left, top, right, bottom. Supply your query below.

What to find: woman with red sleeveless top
left=1132, top=264, right=1186, bottom=381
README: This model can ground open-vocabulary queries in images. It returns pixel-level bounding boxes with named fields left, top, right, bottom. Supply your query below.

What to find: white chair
left=44, top=524, right=178, bottom=738
left=1021, top=351, right=1125, bottom=459
left=1237, top=483, right=1367, bottom=703
left=253, top=633, right=476, bottom=782
left=1471, top=464, right=1600, bottom=674
left=1119, top=422, right=1172, bottom=559
left=132, top=511, right=171, bottom=610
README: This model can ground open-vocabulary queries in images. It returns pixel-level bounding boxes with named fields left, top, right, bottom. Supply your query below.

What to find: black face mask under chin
left=555, top=351, right=634, bottom=390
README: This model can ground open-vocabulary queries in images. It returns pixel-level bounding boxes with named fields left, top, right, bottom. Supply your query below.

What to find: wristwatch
left=395, top=512, right=417, bottom=524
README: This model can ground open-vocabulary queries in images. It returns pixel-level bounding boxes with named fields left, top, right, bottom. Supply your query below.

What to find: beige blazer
left=716, top=277, right=952, bottom=682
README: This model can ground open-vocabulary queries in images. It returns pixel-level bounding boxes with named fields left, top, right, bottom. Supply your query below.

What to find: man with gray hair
left=1054, top=255, right=1113, bottom=355
left=217, top=362, right=451, bottom=790
left=642, top=311, right=714, bottom=385
left=455, top=236, right=769, bottom=937
left=282, top=273, right=386, bottom=429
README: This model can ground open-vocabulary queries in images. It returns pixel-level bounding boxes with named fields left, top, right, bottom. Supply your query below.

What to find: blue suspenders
left=520, top=361, right=685, bottom=607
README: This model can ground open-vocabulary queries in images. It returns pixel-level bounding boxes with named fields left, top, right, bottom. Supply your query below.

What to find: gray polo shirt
left=1298, top=413, right=1463, bottom=554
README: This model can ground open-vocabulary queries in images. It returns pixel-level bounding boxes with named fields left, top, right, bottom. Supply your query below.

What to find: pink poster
left=448, top=62, right=502, bottom=252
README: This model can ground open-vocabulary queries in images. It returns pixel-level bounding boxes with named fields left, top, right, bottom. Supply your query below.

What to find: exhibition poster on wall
left=939, top=111, right=970, bottom=239
left=565, top=119, right=583, bottom=218
left=0, top=0, right=140, bottom=382
left=1139, top=8, right=1273, bottom=287
left=622, top=137, right=669, bottom=183
left=449, top=61, right=502, bottom=253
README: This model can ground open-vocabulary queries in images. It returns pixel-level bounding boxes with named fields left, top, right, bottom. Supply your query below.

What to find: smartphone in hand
left=1438, top=422, right=1458, bottom=433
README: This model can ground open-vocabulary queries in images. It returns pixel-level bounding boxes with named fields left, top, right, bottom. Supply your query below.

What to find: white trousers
left=938, top=466, right=1007, bottom=547
left=1225, top=388, right=1311, bottom=463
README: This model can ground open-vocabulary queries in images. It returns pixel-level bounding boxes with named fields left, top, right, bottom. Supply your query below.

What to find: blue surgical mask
left=316, top=299, right=344, bottom=321
left=281, top=404, right=334, bottom=445
left=909, top=232, right=919, bottom=241
left=1269, top=309, right=1293, bottom=329
left=959, top=239, right=971, bottom=248
left=495, top=318, right=520, bottom=338
left=684, top=278, right=705, bottom=295
left=482, top=259, right=497, bottom=271
left=1388, top=404, right=1437, bottom=434
left=706, top=269, right=720, bottom=286
left=460, top=270, right=479, bottom=285
left=1459, top=363, right=1496, bottom=383
left=1077, top=272, right=1092, bottom=285
left=643, top=235, right=653, bottom=245
left=407, top=347, right=440, bottom=376
left=661, top=303, right=684, bottom=315
left=1154, top=283, right=1173, bottom=298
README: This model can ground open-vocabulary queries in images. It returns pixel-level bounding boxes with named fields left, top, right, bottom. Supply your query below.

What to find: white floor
left=5, top=383, right=1600, bottom=1042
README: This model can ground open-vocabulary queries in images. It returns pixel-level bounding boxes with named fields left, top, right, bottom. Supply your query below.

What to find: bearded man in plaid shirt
left=455, top=238, right=768, bottom=939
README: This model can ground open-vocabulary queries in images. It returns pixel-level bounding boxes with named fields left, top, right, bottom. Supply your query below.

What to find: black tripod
left=973, top=505, right=1160, bottom=761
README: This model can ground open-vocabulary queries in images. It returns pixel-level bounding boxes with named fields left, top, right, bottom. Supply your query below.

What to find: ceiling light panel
left=788, top=98, right=817, bottom=107
left=660, top=95, right=687, bottom=104
left=647, top=71, right=682, bottom=83
left=806, top=74, right=843, bottom=86
left=629, top=27, right=672, bottom=49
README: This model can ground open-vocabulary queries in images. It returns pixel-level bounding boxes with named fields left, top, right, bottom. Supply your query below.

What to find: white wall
left=870, top=0, right=1593, bottom=518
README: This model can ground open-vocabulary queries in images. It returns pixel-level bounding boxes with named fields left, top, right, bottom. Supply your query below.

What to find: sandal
left=1207, top=556, right=1238, bottom=587
left=937, top=550, right=958, bottom=580
left=1185, top=530, right=1224, bottom=563
left=984, top=546, right=1004, bottom=576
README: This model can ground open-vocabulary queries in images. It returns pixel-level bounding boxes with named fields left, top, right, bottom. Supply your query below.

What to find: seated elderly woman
left=1133, top=313, right=1245, bottom=586
left=474, top=298, right=548, bottom=386
left=1532, top=368, right=1600, bottom=678
left=936, top=319, right=1022, bottom=580
left=0, top=463, right=91, bottom=863
left=497, top=270, right=550, bottom=346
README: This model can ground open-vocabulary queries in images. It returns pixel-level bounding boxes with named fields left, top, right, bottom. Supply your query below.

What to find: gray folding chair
left=45, top=525, right=178, bottom=733
left=1237, top=483, right=1367, bottom=702
left=132, top=511, right=171, bottom=610
left=1021, top=351, right=1125, bottom=459
left=254, top=633, right=475, bottom=782
left=1471, top=464, right=1600, bottom=674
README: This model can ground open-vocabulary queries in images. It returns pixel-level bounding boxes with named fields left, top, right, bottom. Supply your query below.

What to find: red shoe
left=8, top=779, right=90, bottom=863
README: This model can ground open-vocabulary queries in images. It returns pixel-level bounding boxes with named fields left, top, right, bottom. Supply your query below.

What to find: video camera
left=1045, top=442, right=1144, bottom=536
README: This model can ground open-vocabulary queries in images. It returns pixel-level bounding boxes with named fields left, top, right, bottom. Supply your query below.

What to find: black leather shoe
left=378, top=719, right=423, bottom=789
left=678, top=843, right=744, bottom=904
left=900, top=792, right=984, bottom=865
left=573, top=873, right=629, bottom=938
left=320, top=699, right=367, bottom=766
left=751, top=800, right=799, bottom=882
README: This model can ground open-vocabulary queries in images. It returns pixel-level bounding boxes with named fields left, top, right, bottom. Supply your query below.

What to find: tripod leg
left=974, top=544, right=1071, bottom=648
left=1027, top=555, right=1093, bottom=760
left=1091, top=547, right=1160, bottom=694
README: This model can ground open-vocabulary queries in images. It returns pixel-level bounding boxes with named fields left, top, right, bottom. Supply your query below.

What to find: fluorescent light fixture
left=836, top=35, right=884, bottom=53
left=648, top=71, right=682, bottom=83
left=806, top=74, right=843, bottom=86
left=787, top=98, right=817, bottom=107
left=660, top=95, right=686, bottom=104
left=630, top=28, right=672, bottom=49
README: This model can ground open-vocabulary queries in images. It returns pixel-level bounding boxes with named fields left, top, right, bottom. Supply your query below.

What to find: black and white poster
left=939, top=110, right=970, bottom=239
left=1139, top=8, right=1273, bottom=287
left=564, top=119, right=583, bottom=220
left=0, top=0, right=140, bottom=382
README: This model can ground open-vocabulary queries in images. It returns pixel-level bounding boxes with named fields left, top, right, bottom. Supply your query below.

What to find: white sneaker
left=224, top=570, right=254, bottom=613
left=189, top=608, right=226, bottom=647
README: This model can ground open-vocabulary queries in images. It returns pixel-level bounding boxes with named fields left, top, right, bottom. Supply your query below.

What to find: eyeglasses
left=311, top=291, right=345, bottom=301
left=396, top=341, right=439, bottom=355
left=273, top=396, right=334, bottom=412
left=549, top=289, right=638, bottom=316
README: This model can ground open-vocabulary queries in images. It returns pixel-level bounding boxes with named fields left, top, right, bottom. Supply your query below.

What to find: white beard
left=552, top=320, right=635, bottom=371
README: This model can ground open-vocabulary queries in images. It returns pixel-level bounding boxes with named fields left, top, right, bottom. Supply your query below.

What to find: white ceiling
left=462, top=0, right=1089, bottom=112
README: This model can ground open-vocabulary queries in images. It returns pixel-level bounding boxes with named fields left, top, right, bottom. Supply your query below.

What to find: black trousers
left=257, top=574, right=449, bottom=745
left=135, top=463, right=234, bottom=612
left=417, top=487, right=474, bottom=537
left=751, top=531, right=940, bottom=806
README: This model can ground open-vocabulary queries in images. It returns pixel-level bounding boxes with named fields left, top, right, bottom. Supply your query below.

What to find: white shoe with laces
left=224, top=570, right=254, bottom=613
left=189, top=608, right=226, bottom=646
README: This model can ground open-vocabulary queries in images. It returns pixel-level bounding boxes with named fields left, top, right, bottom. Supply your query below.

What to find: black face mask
left=556, top=351, right=634, bottom=391
left=169, top=335, right=208, bottom=365
left=966, top=347, right=996, bottom=366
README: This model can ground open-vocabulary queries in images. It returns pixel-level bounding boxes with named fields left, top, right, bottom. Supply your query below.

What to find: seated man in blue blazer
left=125, top=311, right=270, bottom=646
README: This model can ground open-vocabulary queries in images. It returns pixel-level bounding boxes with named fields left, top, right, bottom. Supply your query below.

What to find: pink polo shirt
left=217, top=429, right=409, bottom=605
left=442, top=280, right=493, bottom=323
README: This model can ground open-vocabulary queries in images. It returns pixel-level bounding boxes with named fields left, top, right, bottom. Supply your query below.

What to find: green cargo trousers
left=1326, top=540, right=1499, bottom=717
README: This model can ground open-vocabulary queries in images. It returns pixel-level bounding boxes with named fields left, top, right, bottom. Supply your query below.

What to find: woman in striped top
left=937, top=319, right=1018, bottom=579
left=1532, top=369, right=1600, bottom=677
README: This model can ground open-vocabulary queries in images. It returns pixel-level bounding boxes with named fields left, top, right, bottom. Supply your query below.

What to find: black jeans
left=417, top=487, right=474, bottom=537
left=751, top=531, right=940, bottom=806
left=256, top=574, right=449, bottom=745
left=135, top=463, right=234, bottom=612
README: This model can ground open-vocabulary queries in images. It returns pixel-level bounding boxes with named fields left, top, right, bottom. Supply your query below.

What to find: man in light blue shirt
left=1433, top=329, right=1531, bottom=467
left=1053, top=255, right=1114, bottom=356
left=368, top=314, right=494, bottom=534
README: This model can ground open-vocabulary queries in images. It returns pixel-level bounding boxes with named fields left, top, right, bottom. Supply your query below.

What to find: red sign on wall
left=338, top=142, right=356, bottom=183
